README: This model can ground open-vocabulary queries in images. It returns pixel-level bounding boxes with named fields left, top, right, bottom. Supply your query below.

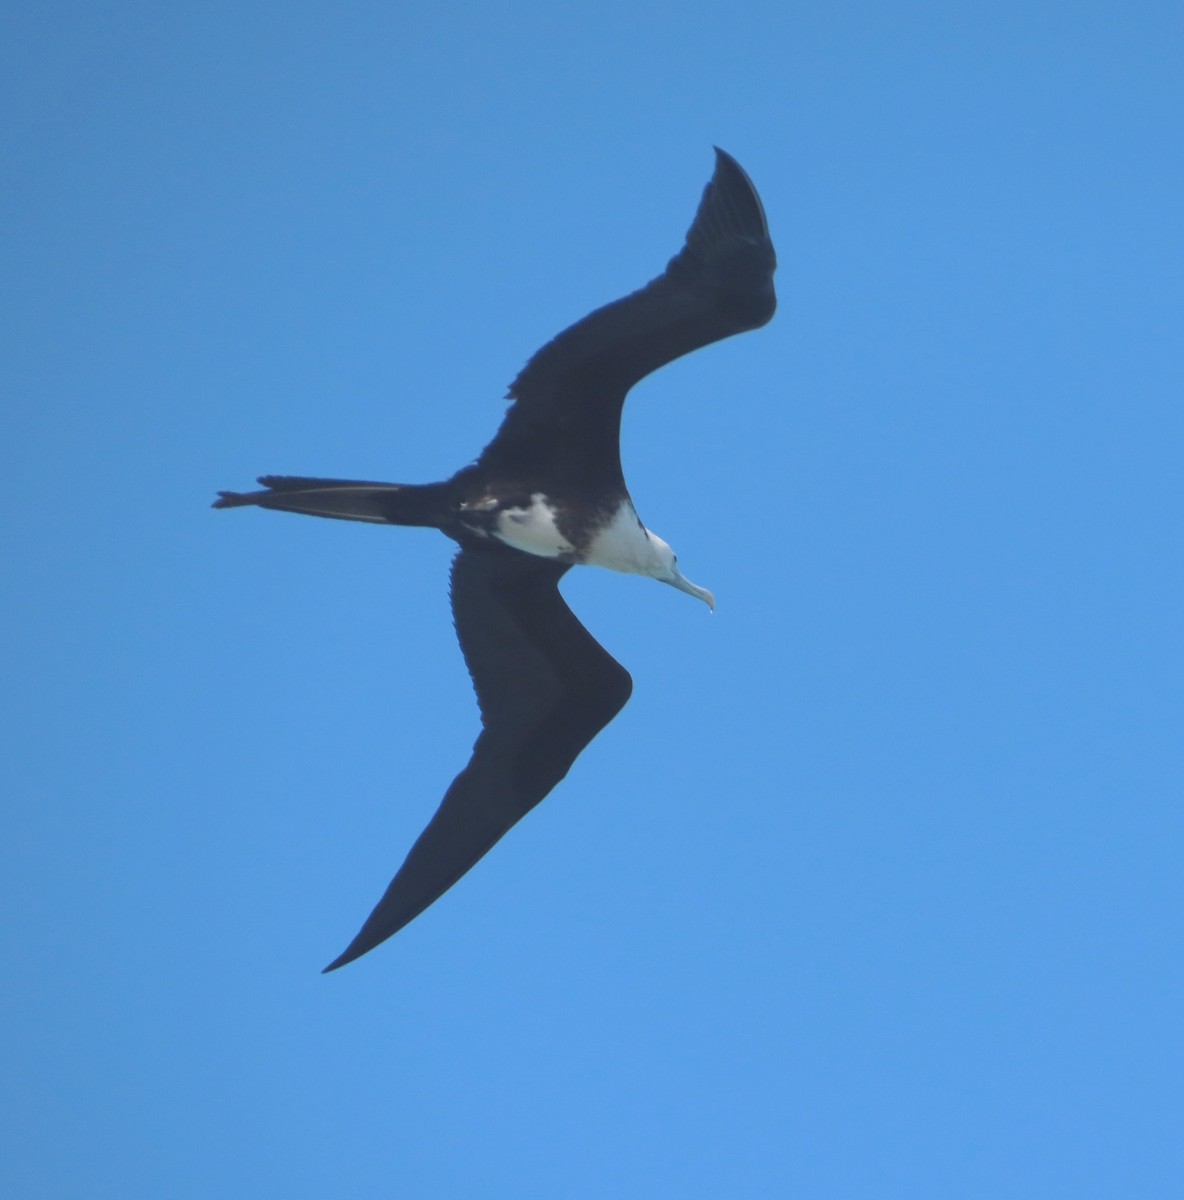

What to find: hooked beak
left=662, top=571, right=715, bottom=611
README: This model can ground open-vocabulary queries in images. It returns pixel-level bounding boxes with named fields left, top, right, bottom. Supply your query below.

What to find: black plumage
left=215, top=148, right=776, bottom=970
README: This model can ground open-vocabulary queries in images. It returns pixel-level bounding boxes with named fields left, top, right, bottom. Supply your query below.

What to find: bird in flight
left=215, top=148, right=777, bottom=970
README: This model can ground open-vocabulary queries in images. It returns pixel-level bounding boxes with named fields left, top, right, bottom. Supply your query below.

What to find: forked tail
left=212, top=475, right=449, bottom=526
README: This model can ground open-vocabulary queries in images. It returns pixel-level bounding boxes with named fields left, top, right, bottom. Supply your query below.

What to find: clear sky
left=3, top=2, right=1181, bottom=1196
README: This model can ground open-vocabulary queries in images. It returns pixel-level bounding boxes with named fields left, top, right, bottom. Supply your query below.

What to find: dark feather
left=214, top=147, right=776, bottom=968
left=322, top=546, right=632, bottom=971
left=476, top=148, right=776, bottom=485
left=213, top=477, right=446, bottom=525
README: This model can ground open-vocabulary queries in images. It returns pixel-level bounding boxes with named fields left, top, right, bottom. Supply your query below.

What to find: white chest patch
left=582, top=501, right=670, bottom=577
left=492, top=493, right=576, bottom=559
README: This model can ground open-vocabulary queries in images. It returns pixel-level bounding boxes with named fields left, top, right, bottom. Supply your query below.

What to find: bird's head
left=647, top=533, right=715, bottom=611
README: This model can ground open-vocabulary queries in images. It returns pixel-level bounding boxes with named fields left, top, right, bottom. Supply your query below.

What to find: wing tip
left=320, top=907, right=413, bottom=972
left=321, top=930, right=381, bottom=973
left=700, top=146, right=771, bottom=242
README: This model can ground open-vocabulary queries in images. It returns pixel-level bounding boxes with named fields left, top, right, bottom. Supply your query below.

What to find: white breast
left=582, top=500, right=672, bottom=577
left=492, top=493, right=576, bottom=558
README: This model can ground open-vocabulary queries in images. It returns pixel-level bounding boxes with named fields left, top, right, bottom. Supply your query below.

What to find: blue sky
left=3, top=2, right=1181, bottom=1195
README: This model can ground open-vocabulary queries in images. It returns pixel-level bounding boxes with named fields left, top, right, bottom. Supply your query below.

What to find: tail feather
left=213, top=476, right=447, bottom=526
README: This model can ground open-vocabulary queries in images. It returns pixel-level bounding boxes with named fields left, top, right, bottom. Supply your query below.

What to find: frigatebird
left=215, top=148, right=776, bottom=970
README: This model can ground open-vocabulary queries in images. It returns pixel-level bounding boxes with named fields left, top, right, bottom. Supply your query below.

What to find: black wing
left=323, top=545, right=632, bottom=971
left=477, top=147, right=777, bottom=482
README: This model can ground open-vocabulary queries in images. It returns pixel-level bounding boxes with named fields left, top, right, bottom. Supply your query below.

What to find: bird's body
left=215, top=148, right=776, bottom=970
